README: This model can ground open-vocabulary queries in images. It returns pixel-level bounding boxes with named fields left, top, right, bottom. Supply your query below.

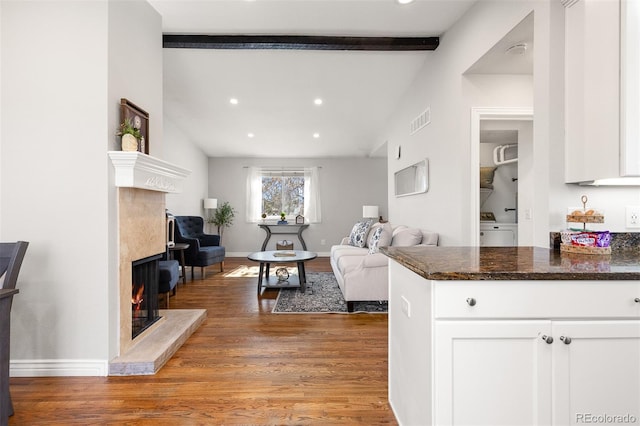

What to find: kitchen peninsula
left=381, top=246, right=640, bottom=426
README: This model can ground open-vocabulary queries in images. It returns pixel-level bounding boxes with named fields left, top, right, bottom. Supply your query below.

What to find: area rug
left=272, top=272, right=388, bottom=314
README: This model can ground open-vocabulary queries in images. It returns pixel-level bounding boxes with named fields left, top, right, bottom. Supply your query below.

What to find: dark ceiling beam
left=163, top=34, right=439, bottom=51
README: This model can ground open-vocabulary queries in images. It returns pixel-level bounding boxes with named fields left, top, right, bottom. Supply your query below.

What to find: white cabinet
left=388, top=260, right=433, bottom=425
left=564, top=0, right=621, bottom=183
left=434, top=319, right=640, bottom=426
left=388, top=260, right=640, bottom=426
left=553, top=321, right=640, bottom=425
left=565, top=0, right=640, bottom=182
left=621, top=0, right=640, bottom=175
left=434, top=320, right=552, bottom=425
left=479, top=223, right=517, bottom=246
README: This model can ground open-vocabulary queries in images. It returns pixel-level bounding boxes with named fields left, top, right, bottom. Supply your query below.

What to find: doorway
left=470, top=108, right=533, bottom=246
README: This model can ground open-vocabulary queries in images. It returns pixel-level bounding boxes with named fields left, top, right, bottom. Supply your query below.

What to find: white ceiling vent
left=410, top=107, right=431, bottom=135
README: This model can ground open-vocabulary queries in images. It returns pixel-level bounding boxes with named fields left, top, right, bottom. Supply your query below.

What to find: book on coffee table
left=273, top=251, right=296, bottom=257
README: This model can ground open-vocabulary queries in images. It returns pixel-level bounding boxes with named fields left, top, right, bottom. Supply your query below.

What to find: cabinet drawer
left=434, top=280, right=640, bottom=319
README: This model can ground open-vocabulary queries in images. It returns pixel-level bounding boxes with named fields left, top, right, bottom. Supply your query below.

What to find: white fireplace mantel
left=108, top=151, right=191, bottom=193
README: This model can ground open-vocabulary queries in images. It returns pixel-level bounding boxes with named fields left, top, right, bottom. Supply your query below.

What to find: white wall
left=107, top=0, right=162, bottom=361
left=109, top=1, right=163, bottom=156
left=2, top=0, right=110, bottom=373
left=385, top=0, right=640, bottom=247
left=384, top=1, right=537, bottom=246
left=466, top=77, right=534, bottom=237
left=207, top=157, right=387, bottom=256
left=1, top=0, right=162, bottom=376
left=164, top=117, right=209, bottom=216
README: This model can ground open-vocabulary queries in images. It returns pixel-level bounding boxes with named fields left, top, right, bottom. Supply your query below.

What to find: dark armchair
left=1, top=241, right=28, bottom=421
left=174, top=216, right=225, bottom=279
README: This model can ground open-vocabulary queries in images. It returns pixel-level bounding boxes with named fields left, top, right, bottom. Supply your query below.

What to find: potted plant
left=278, top=212, right=287, bottom=224
left=117, top=118, right=142, bottom=152
left=209, top=201, right=236, bottom=243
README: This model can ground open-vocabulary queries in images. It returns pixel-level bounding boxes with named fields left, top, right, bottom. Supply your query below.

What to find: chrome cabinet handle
left=466, top=298, right=476, bottom=306
left=560, top=336, right=572, bottom=345
left=541, top=335, right=553, bottom=344
left=635, top=298, right=640, bottom=303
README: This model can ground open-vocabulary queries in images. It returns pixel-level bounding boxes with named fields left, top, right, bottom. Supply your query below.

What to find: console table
left=258, top=223, right=309, bottom=251
left=1, top=288, right=18, bottom=425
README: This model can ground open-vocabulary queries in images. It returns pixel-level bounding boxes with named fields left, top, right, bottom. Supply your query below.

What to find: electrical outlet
left=626, top=206, right=640, bottom=228
left=320, top=239, right=326, bottom=246
left=401, top=296, right=411, bottom=318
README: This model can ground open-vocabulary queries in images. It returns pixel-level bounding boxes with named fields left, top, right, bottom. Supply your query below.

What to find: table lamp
left=363, top=205, right=379, bottom=220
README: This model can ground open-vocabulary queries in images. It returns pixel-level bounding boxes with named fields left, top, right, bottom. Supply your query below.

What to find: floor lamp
left=204, top=198, right=218, bottom=233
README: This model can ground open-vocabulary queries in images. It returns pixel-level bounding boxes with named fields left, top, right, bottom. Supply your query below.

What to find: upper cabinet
left=564, top=0, right=620, bottom=183
left=564, top=0, right=640, bottom=184
left=621, top=0, right=640, bottom=175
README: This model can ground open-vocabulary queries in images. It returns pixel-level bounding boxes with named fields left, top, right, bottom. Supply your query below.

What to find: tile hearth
left=109, top=309, right=206, bottom=376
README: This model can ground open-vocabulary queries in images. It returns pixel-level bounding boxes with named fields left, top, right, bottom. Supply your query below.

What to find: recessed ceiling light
left=247, top=133, right=254, bottom=138
left=313, top=133, right=320, bottom=138
left=397, top=0, right=415, bottom=4
left=314, top=98, right=323, bottom=106
left=230, top=98, right=239, bottom=105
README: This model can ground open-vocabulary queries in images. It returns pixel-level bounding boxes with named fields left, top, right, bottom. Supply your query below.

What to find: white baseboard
left=227, top=252, right=330, bottom=257
left=10, top=359, right=109, bottom=377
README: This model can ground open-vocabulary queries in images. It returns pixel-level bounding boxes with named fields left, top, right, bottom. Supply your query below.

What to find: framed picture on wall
left=120, top=98, right=149, bottom=154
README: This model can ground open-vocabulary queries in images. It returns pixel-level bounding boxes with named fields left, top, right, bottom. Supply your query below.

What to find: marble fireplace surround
left=108, top=152, right=205, bottom=375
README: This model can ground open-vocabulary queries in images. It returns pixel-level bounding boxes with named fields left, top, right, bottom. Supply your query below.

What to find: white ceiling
left=150, top=0, right=480, bottom=158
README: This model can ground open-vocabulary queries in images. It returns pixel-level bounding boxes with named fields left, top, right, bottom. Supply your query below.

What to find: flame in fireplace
left=132, top=283, right=144, bottom=309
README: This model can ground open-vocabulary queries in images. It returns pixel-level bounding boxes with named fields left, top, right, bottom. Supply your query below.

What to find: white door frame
left=470, top=107, right=533, bottom=246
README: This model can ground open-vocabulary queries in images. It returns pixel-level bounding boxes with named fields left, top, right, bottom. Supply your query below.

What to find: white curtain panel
left=304, top=166, right=322, bottom=223
left=245, top=166, right=263, bottom=222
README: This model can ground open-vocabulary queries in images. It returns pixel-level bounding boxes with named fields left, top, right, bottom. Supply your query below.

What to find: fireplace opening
left=132, top=253, right=162, bottom=339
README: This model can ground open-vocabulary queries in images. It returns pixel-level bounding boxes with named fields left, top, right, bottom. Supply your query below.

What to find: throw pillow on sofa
left=392, top=227, right=423, bottom=246
left=368, top=223, right=393, bottom=254
left=348, top=219, right=373, bottom=248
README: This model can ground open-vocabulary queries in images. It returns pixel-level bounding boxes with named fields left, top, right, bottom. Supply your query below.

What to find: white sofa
left=330, top=223, right=438, bottom=312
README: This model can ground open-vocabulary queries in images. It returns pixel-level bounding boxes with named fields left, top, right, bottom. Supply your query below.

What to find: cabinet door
left=552, top=321, right=640, bottom=425
left=564, top=0, right=621, bottom=182
left=621, top=0, right=640, bottom=175
left=434, top=320, right=552, bottom=426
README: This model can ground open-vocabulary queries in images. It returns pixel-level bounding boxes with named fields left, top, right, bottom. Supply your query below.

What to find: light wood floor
left=9, top=257, right=397, bottom=425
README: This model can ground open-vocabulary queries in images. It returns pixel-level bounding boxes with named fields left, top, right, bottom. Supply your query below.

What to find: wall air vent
left=560, top=0, right=580, bottom=8
left=410, top=107, right=431, bottom=135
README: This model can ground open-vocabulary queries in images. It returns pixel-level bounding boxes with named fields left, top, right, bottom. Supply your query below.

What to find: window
left=261, top=171, right=304, bottom=217
left=246, top=166, right=321, bottom=223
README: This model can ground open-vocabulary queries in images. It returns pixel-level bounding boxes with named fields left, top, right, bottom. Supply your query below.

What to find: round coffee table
left=247, top=250, right=317, bottom=295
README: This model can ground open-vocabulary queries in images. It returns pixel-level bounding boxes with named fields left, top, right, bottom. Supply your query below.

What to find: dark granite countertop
left=380, top=246, right=640, bottom=281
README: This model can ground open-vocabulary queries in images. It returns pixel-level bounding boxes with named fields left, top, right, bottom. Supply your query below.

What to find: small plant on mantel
left=116, top=118, right=141, bottom=151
